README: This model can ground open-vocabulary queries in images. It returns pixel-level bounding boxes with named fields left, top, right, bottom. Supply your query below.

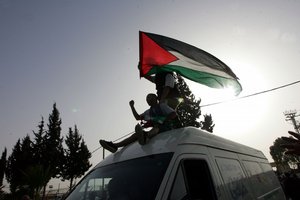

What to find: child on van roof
left=99, top=93, right=178, bottom=153
left=145, top=71, right=182, bottom=110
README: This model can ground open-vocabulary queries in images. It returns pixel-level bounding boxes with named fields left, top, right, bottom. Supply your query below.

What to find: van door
left=165, top=154, right=218, bottom=200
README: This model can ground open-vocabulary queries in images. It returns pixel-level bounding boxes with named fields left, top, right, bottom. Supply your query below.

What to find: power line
left=91, top=80, right=300, bottom=154
left=201, top=80, right=300, bottom=108
left=284, top=110, right=300, bottom=134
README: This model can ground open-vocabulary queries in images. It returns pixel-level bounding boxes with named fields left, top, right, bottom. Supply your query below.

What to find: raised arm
left=129, top=100, right=141, bottom=120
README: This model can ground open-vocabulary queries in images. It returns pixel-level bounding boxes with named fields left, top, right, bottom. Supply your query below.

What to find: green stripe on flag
left=147, top=65, right=242, bottom=95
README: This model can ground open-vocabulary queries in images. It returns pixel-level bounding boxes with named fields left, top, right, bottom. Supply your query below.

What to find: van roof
left=96, top=127, right=265, bottom=168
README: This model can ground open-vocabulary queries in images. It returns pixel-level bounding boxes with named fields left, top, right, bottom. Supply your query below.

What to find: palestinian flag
left=139, top=31, right=242, bottom=95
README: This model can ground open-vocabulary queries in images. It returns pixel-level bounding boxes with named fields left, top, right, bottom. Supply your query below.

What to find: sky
left=1, top=0, right=300, bottom=190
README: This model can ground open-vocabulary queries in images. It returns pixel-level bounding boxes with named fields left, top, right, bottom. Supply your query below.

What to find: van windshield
left=65, top=153, right=173, bottom=200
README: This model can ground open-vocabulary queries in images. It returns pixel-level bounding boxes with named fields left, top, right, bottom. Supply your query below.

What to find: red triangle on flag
left=140, top=32, right=178, bottom=76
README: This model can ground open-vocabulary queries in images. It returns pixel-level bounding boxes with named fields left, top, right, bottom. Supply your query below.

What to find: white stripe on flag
left=169, top=51, right=235, bottom=79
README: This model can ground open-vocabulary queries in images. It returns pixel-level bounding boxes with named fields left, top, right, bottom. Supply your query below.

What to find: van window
left=216, top=157, right=253, bottom=199
left=169, top=163, right=186, bottom=200
left=260, top=162, right=281, bottom=186
left=243, top=161, right=285, bottom=199
left=65, top=153, right=173, bottom=200
left=243, top=160, right=268, bottom=197
left=169, top=159, right=217, bottom=200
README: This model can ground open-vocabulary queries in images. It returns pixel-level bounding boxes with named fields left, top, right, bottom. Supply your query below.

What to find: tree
left=5, top=136, right=35, bottom=195
left=32, top=117, right=53, bottom=200
left=19, top=135, right=35, bottom=171
left=5, top=139, right=21, bottom=193
left=0, top=148, right=7, bottom=189
left=176, top=75, right=202, bottom=127
left=22, top=164, right=51, bottom=200
left=32, top=117, right=46, bottom=164
left=62, top=125, right=91, bottom=190
left=201, top=114, right=215, bottom=133
left=44, top=103, right=64, bottom=178
left=32, top=103, right=65, bottom=199
left=270, top=137, right=300, bottom=172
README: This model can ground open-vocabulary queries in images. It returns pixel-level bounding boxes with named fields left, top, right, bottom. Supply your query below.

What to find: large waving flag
left=139, top=31, right=242, bottom=95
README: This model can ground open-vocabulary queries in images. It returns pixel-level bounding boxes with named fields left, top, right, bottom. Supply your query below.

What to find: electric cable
left=201, top=80, right=300, bottom=108
left=91, top=80, right=300, bottom=154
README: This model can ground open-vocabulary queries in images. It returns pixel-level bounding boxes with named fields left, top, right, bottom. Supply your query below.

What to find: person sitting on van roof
left=281, top=131, right=300, bottom=155
left=99, top=93, right=177, bottom=153
left=145, top=71, right=182, bottom=110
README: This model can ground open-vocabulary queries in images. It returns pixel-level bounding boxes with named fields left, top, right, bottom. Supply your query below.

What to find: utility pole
left=284, top=110, right=300, bottom=134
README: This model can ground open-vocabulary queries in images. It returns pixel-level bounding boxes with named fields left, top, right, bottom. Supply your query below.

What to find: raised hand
left=129, top=100, right=134, bottom=107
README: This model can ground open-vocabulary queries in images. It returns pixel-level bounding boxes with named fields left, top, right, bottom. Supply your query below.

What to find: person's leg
left=135, top=124, right=147, bottom=145
left=115, top=133, right=138, bottom=147
left=99, top=140, right=118, bottom=153
left=147, top=127, right=160, bottom=138
left=136, top=124, right=160, bottom=145
left=100, top=132, right=139, bottom=153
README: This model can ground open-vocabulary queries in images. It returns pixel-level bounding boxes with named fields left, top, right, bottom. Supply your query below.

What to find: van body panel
left=97, top=127, right=264, bottom=168
left=65, top=127, right=286, bottom=200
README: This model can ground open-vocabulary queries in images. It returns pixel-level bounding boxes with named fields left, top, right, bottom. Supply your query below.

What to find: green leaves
left=61, top=126, right=91, bottom=189
left=270, top=137, right=300, bottom=170
left=176, top=74, right=215, bottom=132
left=4, top=103, right=92, bottom=197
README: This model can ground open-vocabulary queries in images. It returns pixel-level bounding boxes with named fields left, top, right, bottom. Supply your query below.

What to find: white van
left=64, top=127, right=286, bottom=200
